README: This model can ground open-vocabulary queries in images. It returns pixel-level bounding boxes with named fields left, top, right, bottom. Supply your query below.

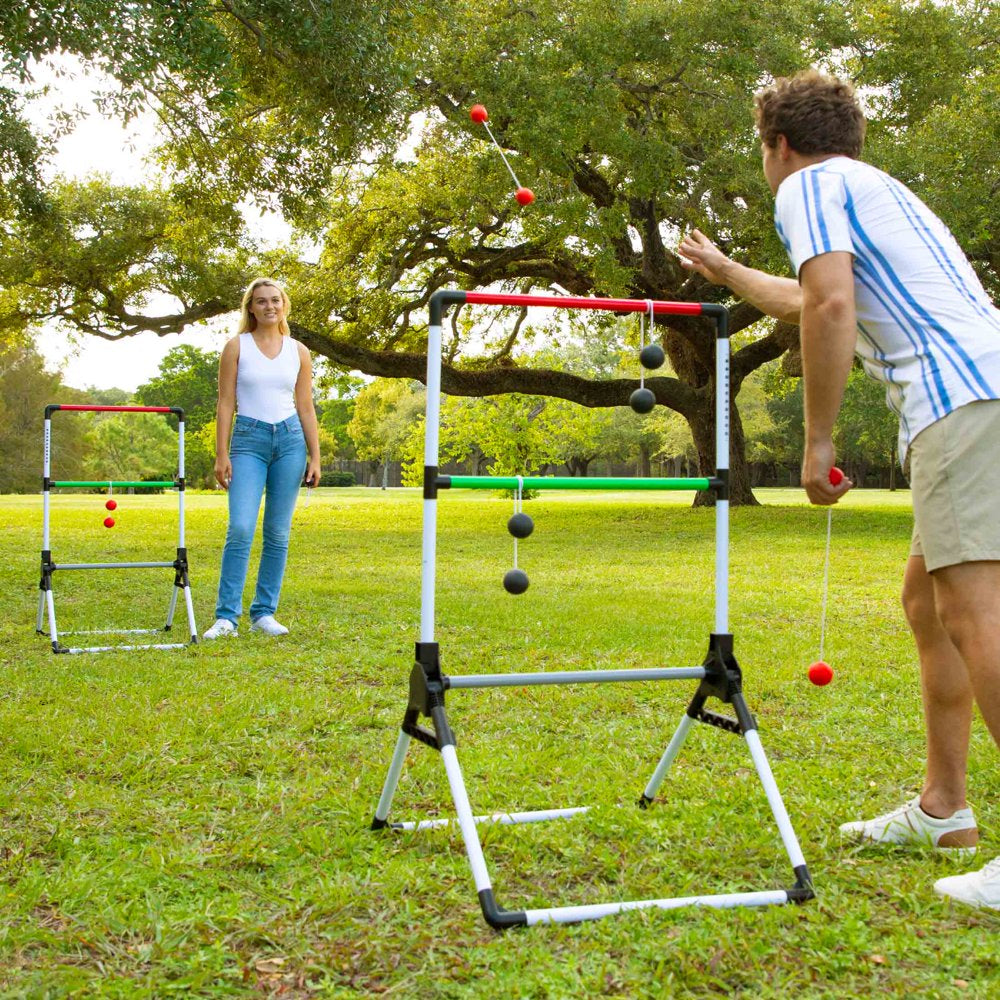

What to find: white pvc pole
left=524, top=889, right=790, bottom=926
left=440, top=745, right=494, bottom=894
left=43, top=417, right=51, bottom=550
left=642, top=713, right=697, bottom=800
left=392, top=806, right=589, bottom=832
left=177, top=418, right=186, bottom=547
left=715, top=340, right=730, bottom=634
left=448, top=667, right=706, bottom=689
left=420, top=323, right=443, bottom=643
left=744, top=730, right=808, bottom=869
left=374, top=730, right=412, bottom=824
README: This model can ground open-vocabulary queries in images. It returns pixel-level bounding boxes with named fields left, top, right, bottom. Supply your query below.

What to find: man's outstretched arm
left=799, top=251, right=857, bottom=505
left=677, top=229, right=803, bottom=323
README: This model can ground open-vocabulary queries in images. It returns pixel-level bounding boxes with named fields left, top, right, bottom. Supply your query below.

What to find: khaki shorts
left=910, top=400, right=1000, bottom=571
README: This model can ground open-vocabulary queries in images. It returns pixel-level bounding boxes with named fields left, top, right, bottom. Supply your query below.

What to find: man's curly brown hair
left=755, top=70, right=866, bottom=158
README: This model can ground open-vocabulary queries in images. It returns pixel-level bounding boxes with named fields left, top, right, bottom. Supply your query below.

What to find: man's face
left=761, top=140, right=784, bottom=195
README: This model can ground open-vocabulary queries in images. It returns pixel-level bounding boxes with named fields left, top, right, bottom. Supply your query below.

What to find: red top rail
left=45, top=404, right=184, bottom=418
left=463, top=292, right=703, bottom=315
left=52, top=405, right=173, bottom=413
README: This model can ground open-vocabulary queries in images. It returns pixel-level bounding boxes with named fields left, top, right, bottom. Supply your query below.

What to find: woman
left=203, top=278, right=321, bottom=639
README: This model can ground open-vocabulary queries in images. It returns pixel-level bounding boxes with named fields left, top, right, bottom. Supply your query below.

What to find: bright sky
left=25, top=57, right=287, bottom=391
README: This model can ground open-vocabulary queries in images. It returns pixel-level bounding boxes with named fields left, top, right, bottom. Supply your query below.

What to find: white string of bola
left=819, top=507, right=832, bottom=662
left=638, top=299, right=655, bottom=388
left=512, top=475, right=524, bottom=569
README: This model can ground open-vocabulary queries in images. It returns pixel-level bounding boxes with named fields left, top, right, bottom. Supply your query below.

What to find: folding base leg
left=373, top=635, right=814, bottom=929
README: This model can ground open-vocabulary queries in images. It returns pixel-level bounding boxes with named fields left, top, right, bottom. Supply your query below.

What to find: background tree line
left=0, top=329, right=901, bottom=493
left=1, top=1, right=995, bottom=503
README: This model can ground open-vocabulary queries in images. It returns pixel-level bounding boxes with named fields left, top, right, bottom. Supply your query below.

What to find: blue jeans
left=215, top=414, right=307, bottom=624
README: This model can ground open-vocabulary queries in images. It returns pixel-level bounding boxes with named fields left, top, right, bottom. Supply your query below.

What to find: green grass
left=0, top=487, right=998, bottom=997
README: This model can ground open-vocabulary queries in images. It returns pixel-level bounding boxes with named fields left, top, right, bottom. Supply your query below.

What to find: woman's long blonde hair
left=237, top=277, right=292, bottom=335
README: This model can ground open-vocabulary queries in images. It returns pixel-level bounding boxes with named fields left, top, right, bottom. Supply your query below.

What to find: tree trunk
left=638, top=444, right=652, bottom=478
left=686, top=396, right=759, bottom=507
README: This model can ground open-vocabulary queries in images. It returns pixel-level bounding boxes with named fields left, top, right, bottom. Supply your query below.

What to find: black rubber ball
left=630, top=387, right=656, bottom=414
left=639, top=343, right=666, bottom=370
left=503, top=568, right=530, bottom=595
left=507, top=512, right=534, bottom=538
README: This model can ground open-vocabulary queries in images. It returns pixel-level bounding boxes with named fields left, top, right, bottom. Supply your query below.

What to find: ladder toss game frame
left=371, top=290, right=813, bottom=928
left=37, top=404, right=198, bottom=654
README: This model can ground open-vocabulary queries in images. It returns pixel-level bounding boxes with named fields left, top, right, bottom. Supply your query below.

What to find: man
left=679, top=70, right=1000, bottom=909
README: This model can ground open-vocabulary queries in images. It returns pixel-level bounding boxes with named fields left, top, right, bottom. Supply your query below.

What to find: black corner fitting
left=429, top=289, right=468, bottom=326
left=478, top=889, right=528, bottom=930
left=700, top=303, right=730, bottom=339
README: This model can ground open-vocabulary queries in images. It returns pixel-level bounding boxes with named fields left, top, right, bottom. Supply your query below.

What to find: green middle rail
left=440, top=475, right=714, bottom=491
left=50, top=480, right=178, bottom=489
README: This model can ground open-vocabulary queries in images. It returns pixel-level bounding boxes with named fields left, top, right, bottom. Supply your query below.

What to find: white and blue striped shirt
left=774, top=156, right=1000, bottom=459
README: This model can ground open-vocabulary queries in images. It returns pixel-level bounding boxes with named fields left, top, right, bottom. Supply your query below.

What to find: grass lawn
left=0, top=486, right=997, bottom=997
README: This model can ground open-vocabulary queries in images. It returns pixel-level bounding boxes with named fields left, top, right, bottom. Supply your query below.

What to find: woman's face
left=250, top=284, right=285, bottom=326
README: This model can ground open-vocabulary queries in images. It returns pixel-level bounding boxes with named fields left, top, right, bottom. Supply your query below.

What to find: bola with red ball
left=103, top=516, right=115, bottom=528
left=468, top=103, right=536, bottom=207
left=105, top=498, right=117, bottom=511
left=808, top=661, right=833, bottom=686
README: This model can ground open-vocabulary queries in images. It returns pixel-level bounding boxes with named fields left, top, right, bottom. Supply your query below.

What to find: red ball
left=515, top=186, right=535, bottom=206
left=103, top=516, right=116, bottom=528
left=469, top=104, right=489, bottom=123
left=808, top=661, right=833, bottom=686
left=105, top=499, right=117, bottom=511
left=829, top=466, right=844, bottom=486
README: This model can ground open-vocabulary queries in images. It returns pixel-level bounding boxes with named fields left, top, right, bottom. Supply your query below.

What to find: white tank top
left=236, top=333, right=301, bottom=423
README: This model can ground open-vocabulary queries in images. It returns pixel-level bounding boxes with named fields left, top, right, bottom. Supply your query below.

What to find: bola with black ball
left=507, top=512, right=534, bottom=538
left=639, top=343, right=665, bottom=370
left=630, top=387, right=656, bottom=414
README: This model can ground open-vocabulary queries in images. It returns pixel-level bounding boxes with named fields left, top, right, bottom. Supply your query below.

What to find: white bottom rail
left=392, top=806, right=589, bottom=832
left=524, top=890, right=792, bottom=926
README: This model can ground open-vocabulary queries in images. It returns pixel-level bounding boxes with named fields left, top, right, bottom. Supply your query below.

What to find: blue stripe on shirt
left=853, top=261, right=946, bottom=422
left=809, top=170, right=833, bottom=254
left=884, top=176, right=1000, bottom=337
left=800, top=171, right=822, bottom=258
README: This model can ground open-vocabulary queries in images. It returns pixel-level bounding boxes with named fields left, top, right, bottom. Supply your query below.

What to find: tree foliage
left=2, top=1, right=996, bottom=503
left=0, top=341, right=86, bottom=491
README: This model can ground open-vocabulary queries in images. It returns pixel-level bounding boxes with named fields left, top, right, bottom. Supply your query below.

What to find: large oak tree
left=2, top=0, right=996, bottom=503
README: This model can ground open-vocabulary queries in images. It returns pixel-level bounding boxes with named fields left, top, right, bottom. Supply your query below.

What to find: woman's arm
left=295, top=343, right=322, bottom=487
left=214, top=337, right=239, bottom=489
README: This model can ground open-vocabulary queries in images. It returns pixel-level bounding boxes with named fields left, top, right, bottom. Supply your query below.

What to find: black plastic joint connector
left=423, top=466, right=438, bottom=499
left=429, top=289, right=467, bottom=326
left=711, top=469, right=729, bottom=501
left=415, top=642, right=439, bottom=669
left=478, top=889, right=527, bottom=930
left=371, top=816, right=389, bottom=831
left=700, top=303, right=730, bottom=339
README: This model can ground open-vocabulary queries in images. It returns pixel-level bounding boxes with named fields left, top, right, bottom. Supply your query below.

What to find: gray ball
left=503, top=568, right=529, bottom=595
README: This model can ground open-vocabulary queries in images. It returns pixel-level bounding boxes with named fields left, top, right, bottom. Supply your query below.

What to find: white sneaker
left=203, top=618, right=238, bottom=640
left=935, top=857, right=1000, bottom=909
left=839, top=796, right=978, bottom=855
left=250, top=614, right=289, bottom=636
